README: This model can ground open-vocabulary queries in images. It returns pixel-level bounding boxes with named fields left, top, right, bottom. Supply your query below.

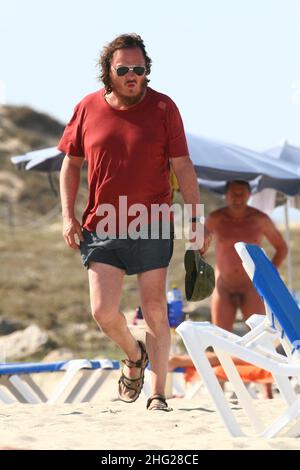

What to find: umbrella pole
left=284, top=198, right=292, bottom=291
left=48, top=172, right=58, bottom=197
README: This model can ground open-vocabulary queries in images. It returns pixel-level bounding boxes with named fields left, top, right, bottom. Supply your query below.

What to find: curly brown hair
left=98, top=33, right=152, bottom=93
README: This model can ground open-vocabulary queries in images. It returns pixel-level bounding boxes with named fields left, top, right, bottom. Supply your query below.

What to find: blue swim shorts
left=79, top=224, right=174, bottom=275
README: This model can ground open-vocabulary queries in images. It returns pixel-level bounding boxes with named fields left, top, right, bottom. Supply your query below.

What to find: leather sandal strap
left=146, top=394, right=167, bottom=409
left=122, top=358, right=143, bottom=368
left=121, top=341, right=147, bottom=368
left=119, top=374, right=142, bottom=384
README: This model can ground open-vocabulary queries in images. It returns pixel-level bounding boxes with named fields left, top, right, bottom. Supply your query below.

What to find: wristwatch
left=189, top=216, right=205, bottom=224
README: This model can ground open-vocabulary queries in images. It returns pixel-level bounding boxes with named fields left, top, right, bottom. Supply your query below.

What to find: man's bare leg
left=211, top=278, right=237, bottom=332
left=168, top=350, right=223, bottom=370
left=240, top=285, right=265, bottom=322
left=88, top=262, right=142, bottom=383
left=168, top=355, right=193, bottom=370
left=138, top=267, right=170, bottom=396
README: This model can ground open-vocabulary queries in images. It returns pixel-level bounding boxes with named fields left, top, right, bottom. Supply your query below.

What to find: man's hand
left=189, top=223, right=212, bottom=256
left=199, top=226, right=213, bottom=256
left=62, top=217, right=84, bottom=250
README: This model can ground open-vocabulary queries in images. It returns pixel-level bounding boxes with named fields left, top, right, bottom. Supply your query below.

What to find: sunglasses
left=113, top=65, right=146, bottom=77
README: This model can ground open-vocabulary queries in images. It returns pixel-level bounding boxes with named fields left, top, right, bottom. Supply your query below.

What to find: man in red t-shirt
left=59, top=33, right=211, bottom=411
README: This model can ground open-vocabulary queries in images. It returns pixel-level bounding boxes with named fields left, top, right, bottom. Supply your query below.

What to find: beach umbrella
left=12, top=139, right=300, bottom=195
left=11, top=147, right=63, bottom=194
left=11, top=147, right=63, bottom=171
left=187, top=134, right=300, bottom=196
left=266, top=141, right=300, bottom=168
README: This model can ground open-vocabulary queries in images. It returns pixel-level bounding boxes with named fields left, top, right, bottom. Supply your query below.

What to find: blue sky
left=1, top=0, right=299, bottom=151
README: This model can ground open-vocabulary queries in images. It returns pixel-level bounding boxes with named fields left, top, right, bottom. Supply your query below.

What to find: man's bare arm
left=262, top=216, right=288, bottom=267
left=170, top=156, right=200, bottom=205
left=60, top=155, right=85, bottom=250
left=170, top=156, right=212, bottom=254
left=204, top=212, right=219, bottom=233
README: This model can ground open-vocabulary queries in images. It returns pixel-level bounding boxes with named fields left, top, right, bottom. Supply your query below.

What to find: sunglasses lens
left=115, top=66, right=146, bottom=76
left=116, top=67, right=129, bottom=76
left=133, top=66, right=145, bottom=76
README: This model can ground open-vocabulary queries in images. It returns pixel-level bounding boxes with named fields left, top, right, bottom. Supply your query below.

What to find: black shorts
left=80, top=225, right=174, bottom=275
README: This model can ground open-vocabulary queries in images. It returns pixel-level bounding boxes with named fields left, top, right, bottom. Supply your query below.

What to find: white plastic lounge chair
left=0, top=359, right=119, bottom=404
left=176, top=242, right=300, bottom=438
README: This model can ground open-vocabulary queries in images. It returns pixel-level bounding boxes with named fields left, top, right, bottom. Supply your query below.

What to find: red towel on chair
left=184, top=363, right=273, bottom=384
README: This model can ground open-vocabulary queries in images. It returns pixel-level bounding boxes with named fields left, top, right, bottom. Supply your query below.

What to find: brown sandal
left=118, top=341, right=149, bottom=403
left=146, top=394, right=173, bottom=412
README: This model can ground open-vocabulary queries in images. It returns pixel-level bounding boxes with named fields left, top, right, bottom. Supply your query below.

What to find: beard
left=112, top=78, right=148, bottom=107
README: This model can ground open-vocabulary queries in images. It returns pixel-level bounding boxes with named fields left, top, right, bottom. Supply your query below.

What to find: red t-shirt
left=58, top=87, right=189, bottom=233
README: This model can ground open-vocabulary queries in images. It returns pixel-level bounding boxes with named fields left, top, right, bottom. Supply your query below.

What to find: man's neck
left=227, top=206, right=249, bottom=219
left=105, top=89, right=147, bottom=110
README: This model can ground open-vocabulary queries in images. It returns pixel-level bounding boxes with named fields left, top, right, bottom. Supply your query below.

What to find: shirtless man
left=205, top=180, right=288, bottom=331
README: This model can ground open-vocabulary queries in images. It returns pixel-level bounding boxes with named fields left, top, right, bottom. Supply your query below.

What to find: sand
left=1, top=390, right=300, bottom=450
